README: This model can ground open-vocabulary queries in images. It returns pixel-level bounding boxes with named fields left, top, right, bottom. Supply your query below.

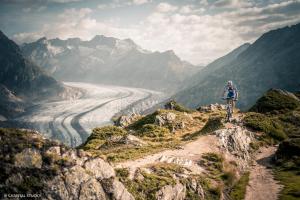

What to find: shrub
left=250, top=89, right=300, bottom=113
left=200, top=117, right=224, bottom=134
left=128, top=111, right=158, bottom=130
left=244, top=113, right=287, bottom=141
left=173, top=102, right=193, bottom=113
left=115, top=168, right=130, bottom=182
left=89, top=126, right=127, bottom=140
left=276, top=138, right=300, bottom=160
left=138, top=124, right=170, bottom=138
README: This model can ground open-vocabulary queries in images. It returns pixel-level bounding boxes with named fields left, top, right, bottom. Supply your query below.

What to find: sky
left=0, top=0, right=300, bottom=65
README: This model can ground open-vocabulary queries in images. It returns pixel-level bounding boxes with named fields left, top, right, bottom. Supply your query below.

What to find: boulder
left=215, top=126, right=254, bottom=168
left=84, top=158, right=115, bottom=180
left=14, top=148, right=42, bottom=168
left=156, top=182, right=186, bottom=200
left=45, top=146, right=61, bottom=156
left=155, top=112, right=176, bottom=126
left=115, top=113, right=141, bottom=127
left=102, top=178, right=134, bottom=200
left=121, top=134, right=147, bottom=146
left=79, top=178, right=108, bottom=200
left=198, top=103, right=225, bottom=112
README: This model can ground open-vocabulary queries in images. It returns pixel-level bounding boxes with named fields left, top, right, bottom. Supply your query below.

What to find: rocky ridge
left=2, top=89, right=299, bottom=199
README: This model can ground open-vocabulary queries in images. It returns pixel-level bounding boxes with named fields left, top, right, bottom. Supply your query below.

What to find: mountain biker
left=222, top=80, right=238, bottom=111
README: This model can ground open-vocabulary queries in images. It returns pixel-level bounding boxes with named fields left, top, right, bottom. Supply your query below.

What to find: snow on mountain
left=21, top=35, right=200, bottom=92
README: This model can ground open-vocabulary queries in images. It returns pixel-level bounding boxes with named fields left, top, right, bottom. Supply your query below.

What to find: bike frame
left=225, top=98, right=234, bottom=122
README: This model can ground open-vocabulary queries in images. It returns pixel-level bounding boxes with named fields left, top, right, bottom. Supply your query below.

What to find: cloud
left=156, top=2, right=178, bottom=12
left=212, top=0, right=253, bottom=8
left=47, top=0, right=82, bottom=3
left=179, top=5, right=205, bottom=14
left=97, top=0, right=151, bottom=9
left=132, top=0, right=151, bottom=5
left=22, top=7, right=32, bottom=13
left=12, top=1, right=300, bottom=65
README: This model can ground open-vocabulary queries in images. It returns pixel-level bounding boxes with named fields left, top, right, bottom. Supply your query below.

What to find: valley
left=14, top=82, right=164, bottom=147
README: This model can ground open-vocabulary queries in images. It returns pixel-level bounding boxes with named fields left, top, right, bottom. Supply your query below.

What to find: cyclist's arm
left=222, top=86, right=227, bottom=98
left=234, top=87, right=239, bottom=100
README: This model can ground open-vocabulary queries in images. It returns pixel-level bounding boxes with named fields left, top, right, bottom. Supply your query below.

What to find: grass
left=121, top=169, right=176, bottom=200
left=127, top=111, right=158, bottom=130
left=250, top=89, right=300, bottom=113
left=104, top=140, right=181, bottom=162
left=199, top=153, right=224, bottom=176
left=117, top=163, right=221, bottom=200
left=88, top=125, right=127, bottom=140
left=171, top=101, right=194, bottom=113
left=274, top=138, right=300, bottom=200
left=244, top=112, right=287, bottom=141
left=80, top=108, right=211, bottom=163
left=229, top=172, right=250, bottom=200
left=137, top=124, right=170, bottom=138
left=115, top=168, right=130, bottom=182
left=184, top=117, right=224, bottom=140
left=274, top=169, right=300, bottom=200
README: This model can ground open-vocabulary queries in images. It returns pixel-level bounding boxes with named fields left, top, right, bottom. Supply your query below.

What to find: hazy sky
left=0, top=0, right=300, bottom=65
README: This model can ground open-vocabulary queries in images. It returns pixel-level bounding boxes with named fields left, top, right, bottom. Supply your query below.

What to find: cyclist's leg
left=231, top=99, right=234, bottom=113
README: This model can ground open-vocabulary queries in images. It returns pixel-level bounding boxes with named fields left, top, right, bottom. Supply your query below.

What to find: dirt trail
left=114, top=135, right=220, bottom=176
left=245, top=146, right=282, bottom=200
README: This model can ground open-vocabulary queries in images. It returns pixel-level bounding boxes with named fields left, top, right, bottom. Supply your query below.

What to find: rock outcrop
left=0, top=128, right=134, bottom=200
left=214, top=126, right=254, bottom=169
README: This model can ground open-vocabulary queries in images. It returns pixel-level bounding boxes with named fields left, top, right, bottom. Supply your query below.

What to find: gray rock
left=155, top=112, right=176, bottom=127
left=115, top=113, right=141, bottom=127
left=156, top=182, right=186, bottom=200
left=14, top=148, right=42, bottom=168
left=45, top=146, right=61, bottom=156
left=215, top=126, right=254, bottom=169
left=46, top=175, right=70, bottom=200
left=63, top=165, right=91, bottom=199
left=84, top=158, right=115, bottom=180
left=121, top=134, right=147, bottom=146
left=79, top=178, right=108, bottom=200
left=102, top=178, right=134, bottom=200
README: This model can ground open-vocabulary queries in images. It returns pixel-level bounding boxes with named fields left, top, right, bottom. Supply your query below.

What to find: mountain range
left=21, top=36, right=200, bottom=92
left=174, top=23, right=300, bottom=110
left=0, top=31, right=65, bottom=119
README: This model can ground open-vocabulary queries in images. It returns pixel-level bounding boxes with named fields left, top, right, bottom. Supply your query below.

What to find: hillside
left=2, top=89, right=299, bottom=199
left=21, top=36, right=200, bottom=92
left=174, top=23, right=300, bottom=110
left=0, top=31, right=69, bottom=119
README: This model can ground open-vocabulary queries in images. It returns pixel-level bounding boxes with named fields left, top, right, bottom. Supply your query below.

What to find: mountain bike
left=222, top=97, right=234, bottom=122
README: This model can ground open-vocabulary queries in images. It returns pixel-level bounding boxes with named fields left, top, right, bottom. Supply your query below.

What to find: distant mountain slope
left=174, top=23, right=300, bottom=110
left=182, top=43, right=250, bottom=90
left=21, top=36, right=199, bottom=92
left=0, top=30, right=64, bottom=118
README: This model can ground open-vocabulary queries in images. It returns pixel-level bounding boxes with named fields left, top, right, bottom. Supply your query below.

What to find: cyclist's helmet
left=227, top=80, right=233, bottom=86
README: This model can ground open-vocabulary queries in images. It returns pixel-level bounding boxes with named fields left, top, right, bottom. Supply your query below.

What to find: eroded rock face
left=102, top=178, right=135, bottom=200
left=215, top=126, right=254, bottom=168
left=14, top=148, right=42, bottom=168
left=84, top=157, right=115, bottom=179
left=1, top=129, right=134, bottom=200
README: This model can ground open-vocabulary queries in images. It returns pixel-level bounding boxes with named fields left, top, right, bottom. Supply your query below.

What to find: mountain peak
left=37, top=37, right=47, bottom=42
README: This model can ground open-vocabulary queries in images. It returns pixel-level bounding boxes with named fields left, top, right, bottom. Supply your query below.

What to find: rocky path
left=115, top=135, right=220, bottom=177
left=245, top=146, right=282, bottom=200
